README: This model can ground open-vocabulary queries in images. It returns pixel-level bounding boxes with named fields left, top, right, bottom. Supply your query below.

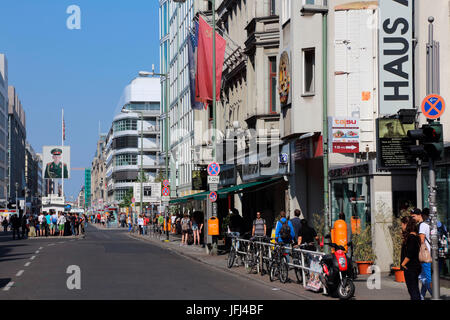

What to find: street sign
left=207, top=176, right=220, bottom=184
left=209, top=191, right=217, bottom=203
left=330, top=117, right=360, bottom=153
left=162, top=187, right=170, bottom=197
left=163, top=179, right=169, bottom=187
left=209, top=184, right=218, bottom=192
left=421, top=94, right=445, bottom=120
left=207, top=162, right=220, bottom=176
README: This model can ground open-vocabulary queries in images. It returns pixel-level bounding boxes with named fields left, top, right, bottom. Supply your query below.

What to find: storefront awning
left=169, top=177, right=283, bottom=204
left=217, top=177, right=283, bottom=198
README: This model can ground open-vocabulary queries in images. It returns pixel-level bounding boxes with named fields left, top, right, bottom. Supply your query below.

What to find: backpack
left=182, top=218, right=190, bottom=231
left=279, top=220, right=292, bottom=243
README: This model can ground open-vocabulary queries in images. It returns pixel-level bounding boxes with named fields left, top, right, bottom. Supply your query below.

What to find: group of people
left=400, top=207, right=448, bottom=300
left=0, top=210, right=86, bottom=239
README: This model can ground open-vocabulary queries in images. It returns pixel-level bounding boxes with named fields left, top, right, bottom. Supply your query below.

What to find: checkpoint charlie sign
left=379, top=0, right=413, bottom=115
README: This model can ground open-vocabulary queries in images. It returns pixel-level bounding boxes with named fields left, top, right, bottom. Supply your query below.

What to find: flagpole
left=62, top=108, right=64, bottom=201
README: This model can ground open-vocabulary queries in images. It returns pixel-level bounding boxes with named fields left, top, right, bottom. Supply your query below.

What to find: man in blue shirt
left=275, top=211, right=295, bottom=245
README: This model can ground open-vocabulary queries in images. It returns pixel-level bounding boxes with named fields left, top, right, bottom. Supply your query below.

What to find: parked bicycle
left=227, top=232, right=249, bottom=268
left=269, top=242, right=289, bottom=283
left=244, top=236, right=270, bottom=274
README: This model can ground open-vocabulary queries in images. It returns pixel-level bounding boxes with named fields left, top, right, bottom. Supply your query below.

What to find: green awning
left=217, top=177, right=282, bottom=198
left=169, top=177, right=283, bottom=204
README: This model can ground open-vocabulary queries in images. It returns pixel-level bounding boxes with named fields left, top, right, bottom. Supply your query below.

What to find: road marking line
left=3, top=282, right=14, bottom=291
left=30, top=256, right=36, bottom=260
left=16, top=270, right=24, bottom=277
left=35, top=250, right=40, bottom=254
left=39, top=247, right=43, bottom=250
left=24, top=262, right=31, bottom=267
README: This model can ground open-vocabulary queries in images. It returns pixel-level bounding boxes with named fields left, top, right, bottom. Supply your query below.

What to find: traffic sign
left=421, top=94, right=445, bottom=120
left=162, top=187, right=170, bottom=197
left=207, top=176, right=220, bottom=184
left=207, top=162, right=220, bottom=176
left=209, top=191, right=217, bottom=203
left=163, top=180, right=169, bottom=187
left=161, top=196, right=170, bottom=202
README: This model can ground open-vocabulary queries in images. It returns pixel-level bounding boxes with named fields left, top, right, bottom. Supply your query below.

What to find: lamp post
left=15, top=182, right=19, bottom=214
left=139, top=69, right=169, bottom=241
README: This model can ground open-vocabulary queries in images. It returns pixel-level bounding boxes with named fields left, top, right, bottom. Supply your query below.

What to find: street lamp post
left=15, top=182, right=19, bottom=214
left=139, top=69, right=169, bottom=241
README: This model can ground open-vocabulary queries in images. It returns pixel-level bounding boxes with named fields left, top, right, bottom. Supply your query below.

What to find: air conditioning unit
left=301, top=0, right=328, bottom=14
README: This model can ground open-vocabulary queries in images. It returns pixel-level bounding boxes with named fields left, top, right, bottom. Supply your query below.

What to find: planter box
left=391, top=267, right=405, bottom=283
left=356, top=261, right=374, bottom=275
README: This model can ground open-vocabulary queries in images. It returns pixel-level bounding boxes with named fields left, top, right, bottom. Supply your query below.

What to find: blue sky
left=0, top=0, right=160, bottom=200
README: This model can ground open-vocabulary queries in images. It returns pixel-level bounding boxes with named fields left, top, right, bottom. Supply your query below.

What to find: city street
left=0, top=225, right=310, bottom=300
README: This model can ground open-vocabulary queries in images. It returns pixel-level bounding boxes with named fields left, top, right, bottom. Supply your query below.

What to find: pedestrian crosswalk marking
left=16, top=270, right=24, bottom=277
left=2, top=282, right=14, bottom=291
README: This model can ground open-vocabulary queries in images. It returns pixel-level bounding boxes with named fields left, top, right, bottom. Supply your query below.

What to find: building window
left=269, top=56, right=277, bottom=114
left=115, top=154, right=137, bottom=166
left=113, top=136, right=138, bottom=150
left=303, top=48, right=315, bottom=95
left=281, top=0, right=291, bottom=25
left=270, top=0, right=276, bottom=15
left=114, top=119, right=137, bottom=132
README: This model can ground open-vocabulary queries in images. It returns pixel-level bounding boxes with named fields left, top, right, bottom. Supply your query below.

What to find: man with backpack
left=275, top=211, right=295, bottom=245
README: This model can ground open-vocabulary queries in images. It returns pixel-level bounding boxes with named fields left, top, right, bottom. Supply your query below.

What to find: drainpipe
left=322, top=12, right=330, bottom=254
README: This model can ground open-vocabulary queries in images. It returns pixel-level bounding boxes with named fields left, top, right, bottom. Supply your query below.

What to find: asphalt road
left=0, top=225, right=310, bottom=300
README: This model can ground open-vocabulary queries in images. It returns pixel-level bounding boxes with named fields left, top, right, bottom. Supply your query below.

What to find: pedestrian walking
left=171, top=214, right=177, bottom=234
left=11, top=214, right=21, bottom=240
left=45, top=212, right=52, bottom=236
left=158, top=214, right=164, bottom=235
left=21, top=214, right=29, bottom=239
left=297, top=219, right=319, bottom=251
left=138, top=215, right=144, bottom=235
left=57, top=212, right=66, bottom=236
left=191, top=215, right=201, bottom=245
left=2, top=215, right=8, bottom=233
left=51, top=211, right=58, bottom=236
left=410, top=208, right=432, bottom=300
left=290, top=209, right=302, bottom=241
left=252, top=211, right=267, bottom=238
left=38, top=212, right=45, bottom=237
left=401, top=216, right=422, bottom=300
left=127, top=215, right=132, bottom=232
left=181, top=214, right=191, bottom=246
left=275, top=211, right=295, bottom=245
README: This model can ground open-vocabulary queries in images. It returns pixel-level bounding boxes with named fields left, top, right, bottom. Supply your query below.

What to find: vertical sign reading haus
left=379, top=0, right=413, bottom=115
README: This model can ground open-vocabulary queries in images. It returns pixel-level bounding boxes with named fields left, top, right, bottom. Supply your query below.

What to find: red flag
left=195, top=15, right=226, bottom=104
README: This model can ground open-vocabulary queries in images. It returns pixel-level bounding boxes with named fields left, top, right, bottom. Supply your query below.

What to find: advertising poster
left=377, top=119, right=415, bottom=169
left=43, top=146, right=71, bottom=179
left=330, top=117, right=359, bottom=153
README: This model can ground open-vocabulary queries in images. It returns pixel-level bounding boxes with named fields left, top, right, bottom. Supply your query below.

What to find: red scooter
left=319, top=243, right=355, bottom=300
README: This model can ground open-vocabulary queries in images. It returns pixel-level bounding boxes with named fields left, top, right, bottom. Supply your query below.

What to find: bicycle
left=227, top=233, right=247, bottom=268
left=291, top=243, right=315, bottom=284
left=269, top=242, right=289, bottom=283
left=244, top=236, right=268, bottom=274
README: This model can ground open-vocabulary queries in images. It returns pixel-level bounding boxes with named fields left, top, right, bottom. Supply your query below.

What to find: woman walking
left=400, top=216, right=422, bottom=300
left=180, top=214, right=191, bottom=246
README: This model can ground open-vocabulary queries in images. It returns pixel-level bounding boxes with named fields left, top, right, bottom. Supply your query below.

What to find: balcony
left=301, top=0, right=328, bottom=14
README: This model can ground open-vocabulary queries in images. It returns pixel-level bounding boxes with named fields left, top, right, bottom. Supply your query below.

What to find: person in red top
left=96, top=213, right=101, bottom=224
left=143, top=216, right=148, bottom=235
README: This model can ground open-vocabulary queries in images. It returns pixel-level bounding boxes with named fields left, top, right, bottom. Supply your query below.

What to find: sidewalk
left=128, top=229, right=450, bottom=300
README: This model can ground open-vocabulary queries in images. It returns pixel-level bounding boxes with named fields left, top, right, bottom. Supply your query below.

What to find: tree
left=119, top=188, right=134, bottom=208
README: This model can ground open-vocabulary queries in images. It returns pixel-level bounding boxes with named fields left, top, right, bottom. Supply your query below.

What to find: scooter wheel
left=337, top=280, right=355, bottom=300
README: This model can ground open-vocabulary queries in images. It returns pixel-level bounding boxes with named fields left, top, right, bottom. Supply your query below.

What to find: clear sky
left=0, top=0, right=160, bottom=201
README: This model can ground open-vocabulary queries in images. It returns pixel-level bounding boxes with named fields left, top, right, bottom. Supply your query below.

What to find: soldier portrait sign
left=43, top=146, right=71, bottom=179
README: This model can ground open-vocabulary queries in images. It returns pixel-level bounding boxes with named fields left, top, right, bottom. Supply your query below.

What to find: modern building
left=7, top=85, right=26, bottom=206
left=105, top=76, right=162, bottom=208
left=77, top=186, right=85, bottom=209
left=25, top=142, right=40, bottom=213
left=0, top=54, right=8, bottom=206
left=91, top=134, right=107, bottom=211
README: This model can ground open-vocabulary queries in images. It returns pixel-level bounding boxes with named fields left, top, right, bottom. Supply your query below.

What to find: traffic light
left=407, top=122, right=444, bottom=161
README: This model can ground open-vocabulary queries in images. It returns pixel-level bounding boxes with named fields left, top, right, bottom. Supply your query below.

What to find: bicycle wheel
left=269, top=262, right=278, bottom=282
left=280, top=257, right=289, bottom=283
left=293, top=259, right=303, bottom=284
left=227, top=247, right=236, bottom=268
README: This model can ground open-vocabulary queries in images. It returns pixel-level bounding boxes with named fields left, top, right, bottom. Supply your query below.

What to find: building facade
left=105, top=76, right=162, bottom=207
left=7, top=86, right=26, bottom=206
left=91, top=134, right=107, bottom=211
left=25, top=142, right=40, bottom=213
left=0, top=54, right=8, bottom=206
